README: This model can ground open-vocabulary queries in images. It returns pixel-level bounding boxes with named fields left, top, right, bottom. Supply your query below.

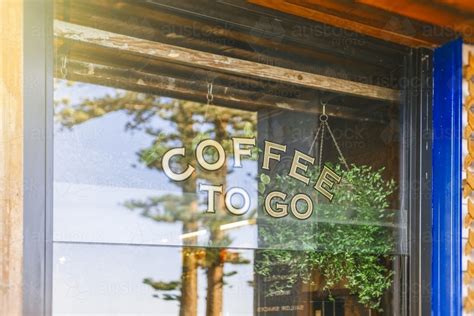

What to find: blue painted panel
left=432, top=38, right=462, bottom=316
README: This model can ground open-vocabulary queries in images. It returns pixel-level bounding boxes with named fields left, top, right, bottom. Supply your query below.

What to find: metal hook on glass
left=206, top=81, right=214, bottom=105
left=60, top=55, right=68, bottom=78
left=202, top=80, right=214, bottom=125
left=320, top=99, right=328, bottom=122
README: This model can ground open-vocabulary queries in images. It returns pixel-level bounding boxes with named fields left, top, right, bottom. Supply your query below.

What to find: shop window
left=51, top=1, right=427, bottom=315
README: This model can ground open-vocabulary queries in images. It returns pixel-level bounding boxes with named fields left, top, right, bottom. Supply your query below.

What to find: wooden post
left=0, top=0, right=23, bottom=315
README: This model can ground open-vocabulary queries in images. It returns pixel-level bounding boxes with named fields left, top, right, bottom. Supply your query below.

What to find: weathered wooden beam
left=55, top=39, right=394, bottom=122
left=357, top=0, right=474, bottom=43
left=56, top=38, right=312, bottom=100
left=54, top=20, right=400, bottom=102
left=57, top=0, right=408, bottom=67
left=59, top=0, right=399, bottom=75
left=248, top=0, right=449, bottom=47
left=58, top=59, right=387, bottom=123
left=0, top=1, right=23, bottom=315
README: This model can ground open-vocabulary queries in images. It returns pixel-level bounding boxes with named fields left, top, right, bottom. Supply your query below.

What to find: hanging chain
left=308, top=103, right=350, bottom=170
left=318, top=122, right=325, bottom=168
left=308, top=124, right=322, bottom=154
left=326, top=123, right=349, bottom=170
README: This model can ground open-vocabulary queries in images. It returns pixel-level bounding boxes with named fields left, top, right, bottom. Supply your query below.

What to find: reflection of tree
left=125, top=99, right=256, bottom=316
left=56, top=83, right=256, bottom=316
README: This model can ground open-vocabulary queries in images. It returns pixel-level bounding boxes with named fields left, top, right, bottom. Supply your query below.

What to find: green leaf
left=260, top=173, right=271, bottom=185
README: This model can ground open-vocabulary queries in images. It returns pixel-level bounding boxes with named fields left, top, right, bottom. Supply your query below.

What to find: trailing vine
left=255, top=164, right=397, bottom=310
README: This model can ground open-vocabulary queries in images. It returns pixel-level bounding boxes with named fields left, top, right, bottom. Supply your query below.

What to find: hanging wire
left=308, top=124, right=322, bottom=154
left=318, top=122, right=326, bottom=168
left=308, top=100, right=350, bottom=170
left=326, top=123, right=350, bottom=170
left=308, top=101, right=327, bottom=154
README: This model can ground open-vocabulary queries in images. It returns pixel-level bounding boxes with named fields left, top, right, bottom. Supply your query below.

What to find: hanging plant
left=255, top=163, right=397, bottom=311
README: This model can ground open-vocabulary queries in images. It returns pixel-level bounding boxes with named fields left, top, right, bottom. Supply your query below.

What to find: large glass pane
left=53, top=79, right=405, bottom=314
left=53, top=243, right=398, bottom=315
left=54, top=80, right=259, bottom=248
left=53, top=243, right=254, bottom=315
left=54, top=80, right=405, bottom=254
left=53, top=1, right=408, bottom=314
